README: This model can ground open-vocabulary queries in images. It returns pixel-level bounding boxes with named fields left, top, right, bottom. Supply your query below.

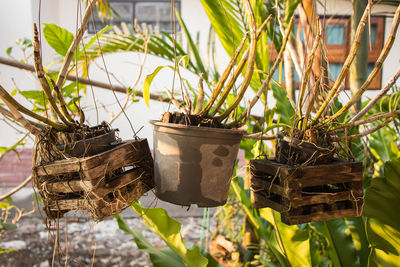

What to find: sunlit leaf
left=43, top=23, right=74, bottom=56
left=143, top=65, right=167, bottom=107
left=131, top=203, right=208, bottom=267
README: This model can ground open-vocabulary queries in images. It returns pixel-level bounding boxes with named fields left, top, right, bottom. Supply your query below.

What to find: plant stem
left=55, top=0, right=98, bottom=89
left=227, top=17, right=295, bottom=128
left=331, top=118, right=393, bottom=141
left=33, top=23, right=71, bottom=126
left=242, top=133, right=276, bottom=140
left=0, top=56, right=172, bottom=103
left=312, top=1, right=373, bottom=124
left=215, top=0, right=257, bottom=123
left=164, top=88, right=188, bottom=114
left=351, top=67, right=400, bottom=122
left=194, top=73, right=205, bottom=114
left=0, top=176, right=32, bottom=202
left=0, top=89, right=43, bottom=136
left=201, top=15, right=271, bottom=117
left=323, top=4, right=400, bottom=126
left=330, top=109, right=400, bottom=132
left=298, top=27, right=321, bottom=118
left=200, top=33, right=248, bottom=116
left=0, top=85, right=67, bottom=131
left=0, top=106, right=47, bottom=130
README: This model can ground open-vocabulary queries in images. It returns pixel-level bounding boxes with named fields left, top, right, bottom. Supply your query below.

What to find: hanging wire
left=38, top=0, right=50, bottom=120
left=90, top=7, right=138, bottom=138
left=167, top=0, right=178, bottom=113
left=75, top=0, right=84, bottom=124
left=79, top=3, right=99, bottom=125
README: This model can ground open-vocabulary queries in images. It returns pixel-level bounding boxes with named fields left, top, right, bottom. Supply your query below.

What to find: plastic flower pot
left=150, top=120, right=244, bottom=207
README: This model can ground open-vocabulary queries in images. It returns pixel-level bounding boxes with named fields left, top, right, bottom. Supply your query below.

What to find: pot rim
left=149, top=120, right=247, bottom=136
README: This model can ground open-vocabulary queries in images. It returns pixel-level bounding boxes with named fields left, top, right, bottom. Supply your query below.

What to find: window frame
left=88, top=0, right=181, bottom=34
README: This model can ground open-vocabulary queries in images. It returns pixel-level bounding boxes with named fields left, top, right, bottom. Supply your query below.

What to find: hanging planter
left=0, top=0, right=155, bottom=221
left=144, top=0, right=260, bottom=207
left=150, top=120, right=244, bottom=207
left=33, top=131, right=154, bottom=221
left=246, top=1, right=400, bottom=225
left=250, top=158, right=363, bottom=225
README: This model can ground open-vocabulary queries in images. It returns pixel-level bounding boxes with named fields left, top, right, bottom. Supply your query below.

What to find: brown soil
left=161, top=112, right=225, bottom=128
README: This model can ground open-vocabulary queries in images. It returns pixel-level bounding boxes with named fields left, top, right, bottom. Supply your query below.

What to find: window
left=88, top=0, right=181, bottom=33
left=268, top=16, right=384, bottom=89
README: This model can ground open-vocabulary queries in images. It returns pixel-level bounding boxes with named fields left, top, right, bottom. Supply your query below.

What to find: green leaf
left=143, top=66, right=166, bottom=107
left=364, top=157, right=400, bottom=231
left=43, top=23, right=74, bottom=56
left=19, top=90, right=45, bottom=101
left=178, top=55, right=190, bottom=68
left=84, top=25, right=112, bottom=51
left=0, top=247, right=14, bottom=254
left=369, top=126, right=400, bottom=164
left=131, top=203, right=208, bottom=267
left=6, top=47, right=12, bottom=55
left=366, top=218, right=400, bottom=267
left=260, top=208, right=312, bottom=267
left=271, top=82, right=295, bottom=125
left=312, top=219, right=363, bottom=267
left=6, top=197, right=13, bottom=204
left=115, top=214, right=186, bottom=267
left=364, top=157, right=400, bottom=266
left=0, top=222, right=17, bottom=231
left=0, top=202, right=10, bottom=209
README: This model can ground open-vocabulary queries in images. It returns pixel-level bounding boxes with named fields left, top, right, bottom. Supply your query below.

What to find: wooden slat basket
left=33, top=138, right=154, bottom=221
left=250, top=158, right=363, bottom=225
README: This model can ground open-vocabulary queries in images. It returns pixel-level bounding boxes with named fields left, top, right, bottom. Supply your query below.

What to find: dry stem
left=227, top=16, right=295, bottom=128
left=215, top=0, right=257, bottom=123
left=325, top=4, right=400, bottom=125
left=243, top=133, right=276, bottom=140
left=0, top=85, right=66, bottom=131
left=330, top=109, right=400, bottom=132
left=33, top=23, right=71, bottom=125
left=194, top=73, right=205, bottom=114
left=0, top=176, right=32, bottom=202
left=164, top=88, right=188, bottom=114
left=351, top=66, right=400, bottom=122
left=312, top=1, right=373, bottom=124
left=298, top=25, right=321, bottom=117
left=332, top=118, right=394, bottom=141
left=55, top=0, right=98, bottom=89
left=0, top=56, right=172, bottom=103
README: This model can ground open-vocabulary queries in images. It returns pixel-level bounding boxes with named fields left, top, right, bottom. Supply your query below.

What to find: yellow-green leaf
left=143, top=66, right=166, bottom=107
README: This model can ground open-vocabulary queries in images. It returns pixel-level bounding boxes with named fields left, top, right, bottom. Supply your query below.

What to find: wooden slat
left=35, top=140, right=151, bottom=176
left=35, top=158, right=81, bottom=176
left=251, top=176, right=290, bottom=198
left=289, top=191, right=362, bottom=208
left=250, top=159, right=295, bottom=178
left=44, top=179, right=91, bottom=193
left=251, top=191, right=286, bottom=211
left=282, top=208, right=359, bottom=225
left=299, top=161, right=362, bottom=178
left=47, top=199, right=88, bottom=211
left=82, top=140, right=149, bottom=170
left=298, top=172, right=363, bottom=187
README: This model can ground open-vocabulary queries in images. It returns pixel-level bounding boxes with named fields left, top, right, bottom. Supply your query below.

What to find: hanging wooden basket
left=250, top=158, right=363, bottom=225
left=32, top=128, right=154, bottom=221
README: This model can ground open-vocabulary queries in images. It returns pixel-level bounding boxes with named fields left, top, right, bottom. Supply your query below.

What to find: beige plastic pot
left=150, top=120, right=244, bottom=207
